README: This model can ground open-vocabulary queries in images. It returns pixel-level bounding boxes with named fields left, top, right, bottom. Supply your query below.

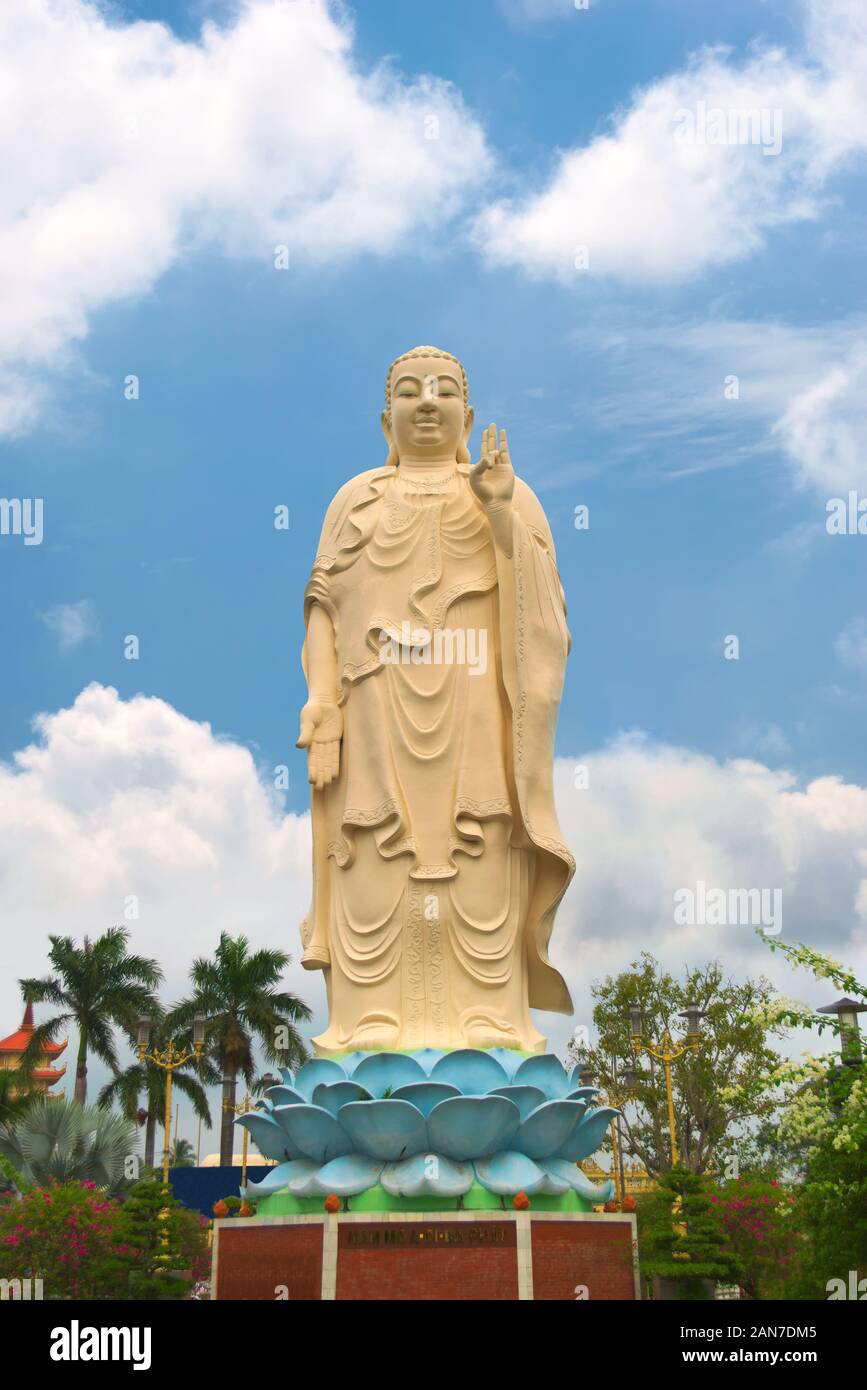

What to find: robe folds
left=300, top=463, right=575, bottom=1055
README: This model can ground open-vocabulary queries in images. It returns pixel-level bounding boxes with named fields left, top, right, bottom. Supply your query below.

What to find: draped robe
left=300, top=462, right=575, bottom=1055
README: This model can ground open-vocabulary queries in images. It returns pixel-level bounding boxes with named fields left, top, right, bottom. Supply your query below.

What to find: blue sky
left=2, top=0, right=865, bottom=788
left=1, top=0, right=866, bottom=1133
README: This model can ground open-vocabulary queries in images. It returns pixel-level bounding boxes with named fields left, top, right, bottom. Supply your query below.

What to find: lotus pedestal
left=211, top=1208, right=640, bottom=1301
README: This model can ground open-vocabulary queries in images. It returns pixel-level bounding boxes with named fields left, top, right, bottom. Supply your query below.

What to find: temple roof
left=0, top=1002, right=67, bottom=1057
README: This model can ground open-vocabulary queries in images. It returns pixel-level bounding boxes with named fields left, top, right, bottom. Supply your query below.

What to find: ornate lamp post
left=628, top=1003, right=704, bottom=1168
left=135, top=1014, right=206, bottom=1272
left=223, top=1074, right=279, bottom=1187
left=136, top=1014, right=207, bottom=1185
left=578, top=1060, right=641, bottom=1205
left=616, top=1063, right=642, bottom=1200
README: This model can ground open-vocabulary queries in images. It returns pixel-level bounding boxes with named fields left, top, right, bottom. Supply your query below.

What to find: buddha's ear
left=381, top=410, right=398, bottom=467
left=458, top=406, right=475, bottom=466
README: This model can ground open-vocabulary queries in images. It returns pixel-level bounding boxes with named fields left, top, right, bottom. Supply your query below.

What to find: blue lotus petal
left=533, top=1168, right=571, bottom=1196
left=555, top=1106, right=621, bottom=1162
left=567, top=1066, right=606, bottom=1096
left=277, top=1103, right=352, bottom=1163
left=389, top=1082, right=461, bottom=1116
left=566, top=1086, right=601, bottom=1105
left=309, top=1154, right=384, bottom=1197
left=513, top=1100, right=583, bottom=1160
left=489, top=1085, right=547, bottom=1121
left=337, top=1099, right=427, bottom=1160
left=339, top=1051, right=373, bottom=1074
left=312, top=1081, right=373, bottom=1117
left=540, top=1158, right=616, bottom=1204
left=265, top=1084, right=306, bottom=1107
left=474, top=1151, right=547, bottom=1195
left=283, top=1164, right=333, bottom=1197
left=294, top=1059, right=348, bottom=1101
left=235, top=1112, right=299, bottom=1162
left=408, top=1048, right=446, bottom=1077
left=381, top=1153, right=474, bottom=1198
left=486, top=1048, right=526, bottom=1081
left=427, top=1095, right=520, bottom=1161
left=430, top=1049, right=509, bottom=1095
left=351, top=1053, right=426, bottom=1097
left=241, top=1159, right=316, bottom=1201
left=279, top=1067, right=294, bottom=1088
left=513, top=1055, right=570, bottom=1100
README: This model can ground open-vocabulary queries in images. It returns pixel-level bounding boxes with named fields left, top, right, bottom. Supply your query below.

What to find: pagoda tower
left=0, top=1003, right=67, bottom=1098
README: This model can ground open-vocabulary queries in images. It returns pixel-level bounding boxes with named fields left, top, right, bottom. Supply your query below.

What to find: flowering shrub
left=709, top=1175, right=801, bottom=1300
left=0, top=1181, right=131, bottom=1300
left=0, top=1177, right=210, bottom=1300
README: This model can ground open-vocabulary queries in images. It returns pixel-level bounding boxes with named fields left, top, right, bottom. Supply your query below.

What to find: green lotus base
left=253, top=1180, right=593, bottom=1216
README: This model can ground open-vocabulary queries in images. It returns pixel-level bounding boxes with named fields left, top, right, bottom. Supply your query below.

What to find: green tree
left=638, top=1167, right=741, bottom=1299
left=115, top=1176, right=208, bottom=1298
left=751, top=938, right=867, bottom=1296
left=570, top=953, right=782, bottom=1175
left=0, top=1098, right=138, bottom=1193
left=171, top=1137, right=196, bottom=1167
left=20, top=929, right=162, bottom=1105
left=170, top=933, right=310, bottom=1165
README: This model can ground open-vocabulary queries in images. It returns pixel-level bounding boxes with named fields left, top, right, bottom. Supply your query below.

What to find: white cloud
left=0, top=0, right=489, bottom=432
left=549, top=734, right=867, bottom=1050
left=0, top=683, right=312, bottom=1002
left=565, top=311, right=867, bottom=496
left=39, top=599, right=99, bottom=651
left=2, top=686, right=864, bottom=1078
left=773, top=347, right=867, bottom=496
left=834, top=617, right=867, bottom=672
left=474, top=0, right=867, bottom=283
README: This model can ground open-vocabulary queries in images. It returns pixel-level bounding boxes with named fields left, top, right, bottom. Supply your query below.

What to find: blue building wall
left=168, top=1165, right=244, bottom=1216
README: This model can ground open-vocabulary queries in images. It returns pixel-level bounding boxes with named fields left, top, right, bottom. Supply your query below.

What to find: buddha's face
left=385, top=354, right=471, bottom=463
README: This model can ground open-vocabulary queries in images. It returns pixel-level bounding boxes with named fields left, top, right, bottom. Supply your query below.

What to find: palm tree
left=97, top=1019, right=216, bottom=1169
left=170, top=933, right=310, bottom=1165
left=171, top=1137, right=196, bottom=1167
left=19, top=929, right=162, bottom=1106
left=0, top=1098, right=138, bottom=1193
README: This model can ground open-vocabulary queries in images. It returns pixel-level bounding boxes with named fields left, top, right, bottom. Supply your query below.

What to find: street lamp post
left=136, top=1015, right=207, bottom=1185
left=816, top=996, right=866, bottom=1068
left=578, top=1061, right=640, bottom=1205
left=628, top=1003, right=704, bottom=1169
left=223, top=1075, right=280, bottom=1187
left=136, top=1014, right=207, bottom=1273
left=616, top=1063, right=642, bottom=1201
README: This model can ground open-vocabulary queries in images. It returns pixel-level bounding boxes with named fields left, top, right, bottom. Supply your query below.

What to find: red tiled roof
left=0, top=1003, right=67, bottom=1057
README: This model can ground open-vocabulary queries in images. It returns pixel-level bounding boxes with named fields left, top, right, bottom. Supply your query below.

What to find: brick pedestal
left=212, top=1210, right=639, bottom=1301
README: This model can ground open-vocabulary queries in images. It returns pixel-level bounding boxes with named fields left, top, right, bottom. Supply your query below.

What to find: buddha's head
left=382, top=346, right=474, bottom=467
